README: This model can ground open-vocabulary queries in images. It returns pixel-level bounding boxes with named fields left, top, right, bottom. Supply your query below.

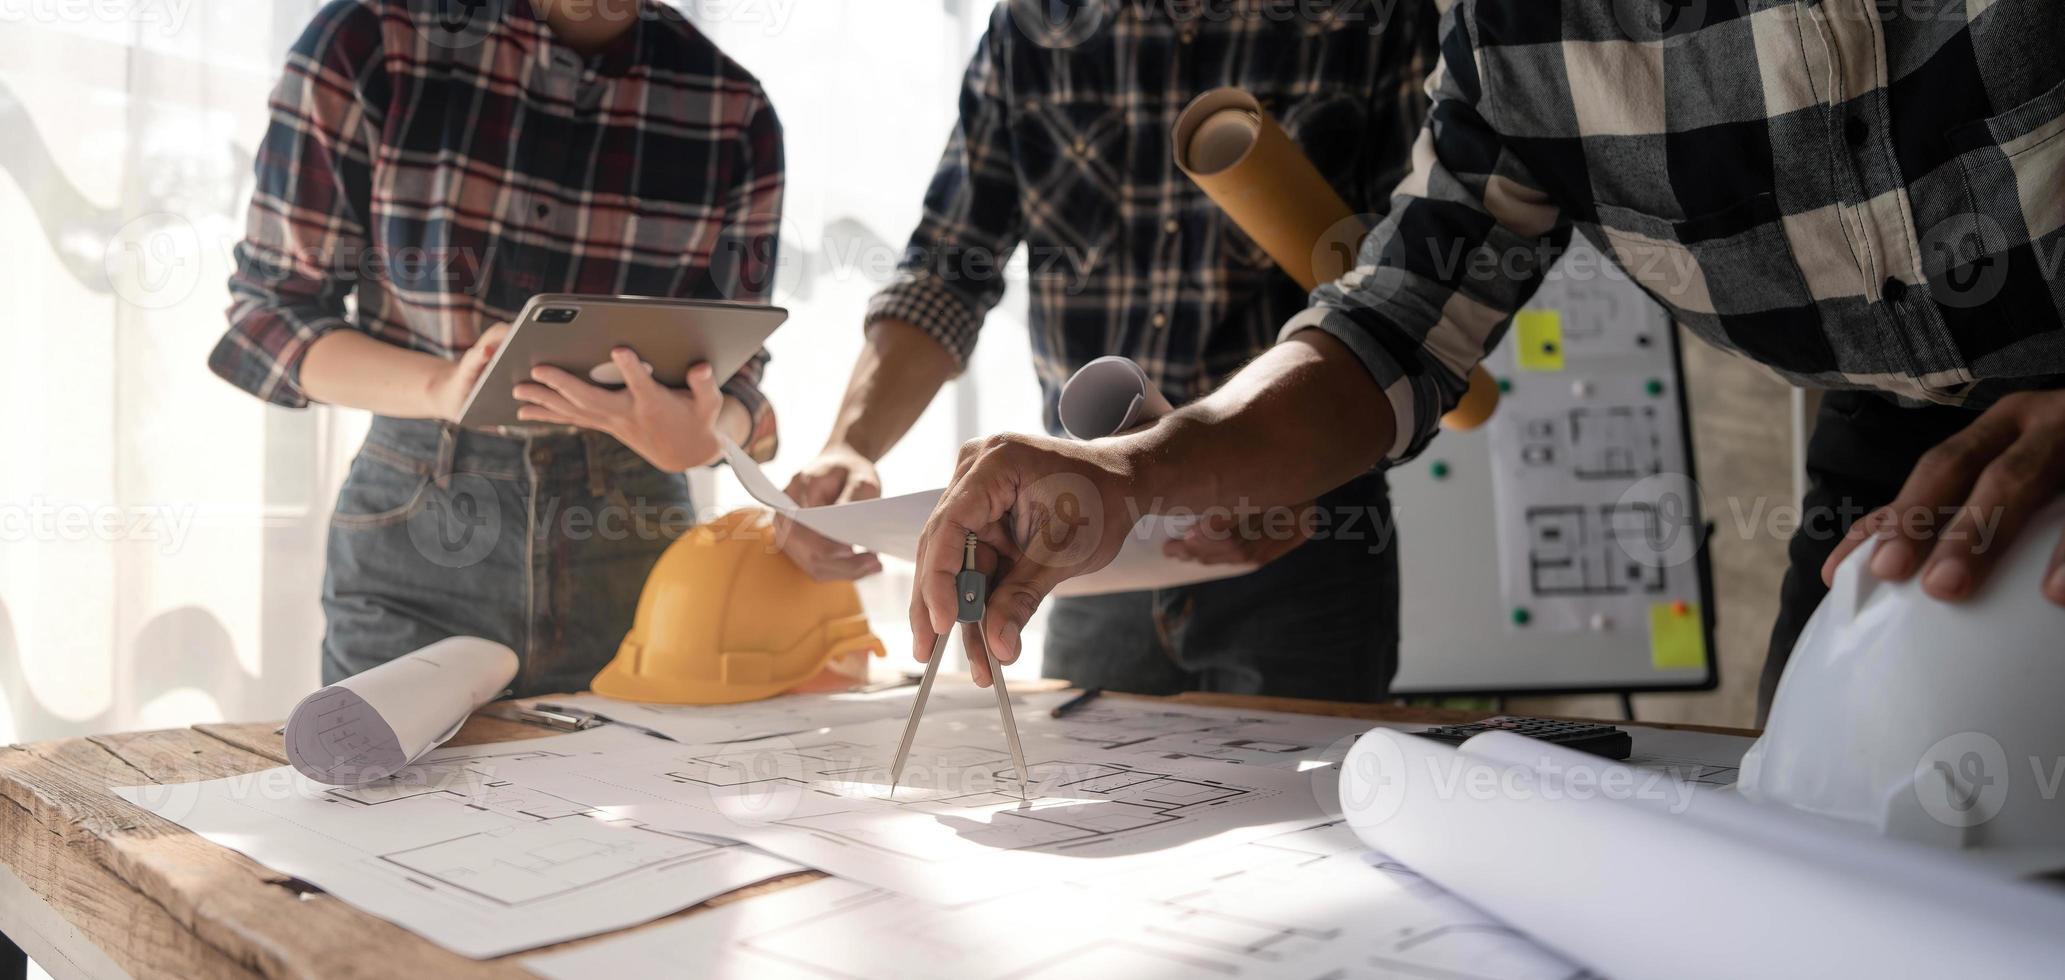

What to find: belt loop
left=435, top=423, right=458, bottom=490
left=582, top=432, right=610, bottom=497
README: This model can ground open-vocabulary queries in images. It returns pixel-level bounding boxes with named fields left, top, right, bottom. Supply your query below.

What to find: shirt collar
left=512, top=0, right=647, bottom=79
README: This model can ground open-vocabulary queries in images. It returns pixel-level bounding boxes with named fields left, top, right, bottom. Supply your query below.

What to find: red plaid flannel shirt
left=211, top=0, right=783, bottom=459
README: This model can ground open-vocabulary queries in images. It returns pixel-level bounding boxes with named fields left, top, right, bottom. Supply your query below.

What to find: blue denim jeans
left=1042, top=472, right=1400, bottom=701
left=321, top=418, right=693, bottom=697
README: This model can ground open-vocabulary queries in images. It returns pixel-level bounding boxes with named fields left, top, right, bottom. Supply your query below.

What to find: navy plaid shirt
left=1296, top=0, right=2065, bottom=462
left=869, top=0, right=1439, bottom=435
left=211, top=0, right=783, bottom=458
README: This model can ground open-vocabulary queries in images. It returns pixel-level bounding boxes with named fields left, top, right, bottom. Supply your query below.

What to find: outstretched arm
left=910, top=2, right=1571, bottom=682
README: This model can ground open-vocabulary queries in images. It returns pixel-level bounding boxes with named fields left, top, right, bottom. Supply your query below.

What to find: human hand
left=429, top=322, right=512, bottom=423
left=1163, top=501, right=1316, bottom=566
left=1823, top=390, right=2065, bottom=605
left=910, top=434, right=1140, bottom=687
left=776, top=445, right=886, bottom=580
left=512, top=349, right=728, bottom=471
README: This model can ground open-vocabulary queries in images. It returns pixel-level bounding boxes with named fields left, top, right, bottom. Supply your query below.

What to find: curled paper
left=284, top=636, right=518, bottom=785
left=1056, top=355, right=1176, bottom=440
left=1337, top=728, right=2065, bottom=979
left=1173, top=87, right=1499, bottom=430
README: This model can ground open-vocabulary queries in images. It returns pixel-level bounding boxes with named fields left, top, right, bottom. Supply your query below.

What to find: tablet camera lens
left=540, top=308, right=579, bottom=324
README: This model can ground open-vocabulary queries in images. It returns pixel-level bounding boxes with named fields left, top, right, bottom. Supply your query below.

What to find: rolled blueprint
left=1173, top=88, right=1499, bottom=430
left=1338, top=728, right=2065, bottom=979
left=1056, top=355, right=1176, bottom=440
left=284, top=636, right=518, bottom=785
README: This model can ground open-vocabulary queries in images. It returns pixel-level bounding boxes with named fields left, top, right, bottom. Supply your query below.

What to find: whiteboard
left=1388, top=240, right=1717, bottom=695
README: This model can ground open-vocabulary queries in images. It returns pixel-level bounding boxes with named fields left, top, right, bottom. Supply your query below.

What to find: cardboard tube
left=1174, top=88, right=1497, bottom=430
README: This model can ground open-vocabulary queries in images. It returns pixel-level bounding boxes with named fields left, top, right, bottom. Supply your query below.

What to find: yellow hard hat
left=592, top=508, right=886, bottom=704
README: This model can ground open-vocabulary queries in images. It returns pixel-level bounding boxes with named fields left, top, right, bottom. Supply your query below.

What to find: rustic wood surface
left=0, top=690, right=1755, bottom=979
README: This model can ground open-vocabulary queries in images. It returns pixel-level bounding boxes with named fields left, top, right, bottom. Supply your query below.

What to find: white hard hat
left=1738, top=501, right=2065, bottom=876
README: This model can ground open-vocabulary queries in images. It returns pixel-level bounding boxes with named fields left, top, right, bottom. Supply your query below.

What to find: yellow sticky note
left=1514, top=309, right=1565, bottom=372
left=1649, top=602, right=1706, bottom=670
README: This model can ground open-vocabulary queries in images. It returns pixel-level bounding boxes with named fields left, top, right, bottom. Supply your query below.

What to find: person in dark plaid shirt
left=910, top=0, right=2065, bottom=715
left=781, top=0, right=1439, bottom=701
left=209, top=0, right=783, bottom=694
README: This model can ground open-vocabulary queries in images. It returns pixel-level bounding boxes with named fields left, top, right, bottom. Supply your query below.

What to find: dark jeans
left=1042, top=472, right=1400, bottom=701
left=1761, top=390, right=1980, bottom=721
left=322, top=417, right=693, bottom=697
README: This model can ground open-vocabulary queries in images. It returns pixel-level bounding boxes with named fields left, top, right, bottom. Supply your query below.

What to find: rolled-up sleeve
left=865, top=7, right=1025, bottom=368
left=1284, top=2, right=1565, bottom=462
left=209, top=0, right=386, bottom=409
left=709, top=96, right=786, bottom=463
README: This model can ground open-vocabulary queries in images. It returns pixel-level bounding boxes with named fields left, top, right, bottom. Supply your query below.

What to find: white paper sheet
left=284, top=636, right=518, bottom=785
left=112, top=730, right=802, bottom=959
left=523, top=821, right=1583, bottom=980
left=1340, top=728, right=2065, bottom=979
left=719, top=438, right=1252, bottom=597
left=484, top=707, right=1346, bottom=905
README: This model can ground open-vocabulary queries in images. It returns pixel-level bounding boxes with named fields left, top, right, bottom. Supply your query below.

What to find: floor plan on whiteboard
left=524, top=821, right=1593, bottom=980
left=112, top=734, right=801, bottom=958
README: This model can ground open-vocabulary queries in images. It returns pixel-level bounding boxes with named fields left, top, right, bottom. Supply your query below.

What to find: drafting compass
left=888, top=533, right=1033, bottom=799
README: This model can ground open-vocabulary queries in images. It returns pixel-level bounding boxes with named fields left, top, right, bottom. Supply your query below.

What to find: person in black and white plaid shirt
left=780, top=0, right=1440, bottom=700
left=909, top=0, right=2065, bottom=716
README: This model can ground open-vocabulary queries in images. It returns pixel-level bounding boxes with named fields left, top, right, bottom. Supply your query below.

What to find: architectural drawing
left=492, top=713, right=1338, bottom=904
left=524, top=822, right=1593, bottom=980
left=113, top=731, right=801, bottom=958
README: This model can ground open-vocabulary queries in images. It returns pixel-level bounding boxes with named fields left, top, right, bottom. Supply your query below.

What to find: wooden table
left=0, top=693, right=1749, bottom=980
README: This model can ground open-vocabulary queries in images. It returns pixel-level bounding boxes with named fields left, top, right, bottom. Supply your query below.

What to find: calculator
left=1413, top=717, right=1634, bottom=760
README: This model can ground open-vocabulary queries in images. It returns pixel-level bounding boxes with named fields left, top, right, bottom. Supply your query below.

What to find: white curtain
left=0, top=0, right=1045, bottom=744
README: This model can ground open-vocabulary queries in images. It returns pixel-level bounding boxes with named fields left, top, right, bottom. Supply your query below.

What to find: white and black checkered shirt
left=1290, top=0, right=2065, bottom=462
left=869, top=0, right=1439, bottom=434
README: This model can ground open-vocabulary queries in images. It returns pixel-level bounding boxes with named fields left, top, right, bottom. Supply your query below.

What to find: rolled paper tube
left=1057, top=355, right=1177, bottom=440
left=1173, top=87, right=1499, bottom=430
left=284, top=636, right=518, bottom=785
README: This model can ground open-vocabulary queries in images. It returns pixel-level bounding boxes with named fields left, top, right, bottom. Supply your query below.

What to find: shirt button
left=1150, top=312, right=1168, bottom=328
left=1845, top=116, right=1868, bottom=148
left=1882, top=277, right=1908, bottom=304
left=1163, top=219, right=1180, bottom=235
left=530, top=447, right=551, bottom=464
left=535, top=203, right=551, bottom=219
left=1072, top=139, right=1089, bottom=155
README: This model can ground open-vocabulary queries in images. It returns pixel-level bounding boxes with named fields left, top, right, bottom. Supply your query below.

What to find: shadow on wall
left=0, top=599, right=257, bottom=743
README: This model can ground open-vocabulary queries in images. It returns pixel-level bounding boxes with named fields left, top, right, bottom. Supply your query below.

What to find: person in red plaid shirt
left=209, top=0, right=783, bottom=696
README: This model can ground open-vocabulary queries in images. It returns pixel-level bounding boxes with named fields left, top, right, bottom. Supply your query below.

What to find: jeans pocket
left=331, top=453, right=434, bottom=531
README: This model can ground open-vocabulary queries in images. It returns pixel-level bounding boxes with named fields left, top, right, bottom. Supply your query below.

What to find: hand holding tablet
left=456, top=294, right=786, bottom=430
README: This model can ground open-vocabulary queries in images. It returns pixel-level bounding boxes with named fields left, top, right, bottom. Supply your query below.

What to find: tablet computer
left=456, top=294, right=787, bottom=429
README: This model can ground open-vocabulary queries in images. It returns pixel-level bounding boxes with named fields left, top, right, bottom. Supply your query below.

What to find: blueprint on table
left=524, top=820, right=1591, bottom=980
left=492, top=716, right=1345, bottom=905
left=111, top=731, right=801, bottom=958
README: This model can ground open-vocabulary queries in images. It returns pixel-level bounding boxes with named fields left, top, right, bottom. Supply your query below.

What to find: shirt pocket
left=1010, top=98, right=1125, bottom=260
left=1950, top=74, right=2065, bottom=245
left=1595, top=193, right=1834, bottom=372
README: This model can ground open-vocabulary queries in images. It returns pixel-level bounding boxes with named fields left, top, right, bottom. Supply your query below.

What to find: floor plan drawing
left=524, top=821, right=1592, bottom=980
left=113, top=730, right=802, bottom=958
left=492, top=714, right=1338, bottom=904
